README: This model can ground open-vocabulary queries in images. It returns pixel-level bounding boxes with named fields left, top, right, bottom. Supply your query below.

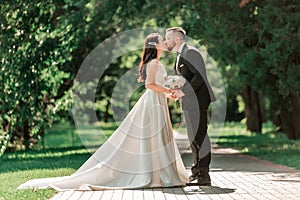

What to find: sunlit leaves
left=0, top=0, right=90, bottom=149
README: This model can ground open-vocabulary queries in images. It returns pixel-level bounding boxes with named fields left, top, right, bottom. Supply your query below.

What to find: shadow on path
left=185, top=186, right=236, bottom=194
left=159, top=185, right=236, bottom=195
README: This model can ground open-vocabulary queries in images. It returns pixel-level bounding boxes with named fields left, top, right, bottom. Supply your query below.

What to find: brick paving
left=50, top=135, right=300, bottom=200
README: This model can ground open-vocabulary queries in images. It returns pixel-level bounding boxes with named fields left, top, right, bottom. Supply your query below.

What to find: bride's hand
left=166, top=89, right=177, bottom=100
left=168, top=88, right=173, bottom=94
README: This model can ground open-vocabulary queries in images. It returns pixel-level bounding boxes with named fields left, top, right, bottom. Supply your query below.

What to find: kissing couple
left=18, top=27, right=216, bottom=190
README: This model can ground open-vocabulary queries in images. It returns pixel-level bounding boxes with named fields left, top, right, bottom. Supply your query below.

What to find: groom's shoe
left=186, top=180, right=199, bottom=186
left=186, top=175, right=211, bottom=186
left=197, top=175, right=211, bottom=186
left=197, top=168, right=211, bottom=186
left=188, top=175, right=197, bottom=182
left=186, top=174, right=199, bottom=186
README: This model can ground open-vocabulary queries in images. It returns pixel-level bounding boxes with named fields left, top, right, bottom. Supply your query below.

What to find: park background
left=0, top=0, right=299, bottom=199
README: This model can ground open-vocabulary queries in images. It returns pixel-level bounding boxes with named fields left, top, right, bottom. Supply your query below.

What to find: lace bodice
left=146, top=60, right=167, bottom=87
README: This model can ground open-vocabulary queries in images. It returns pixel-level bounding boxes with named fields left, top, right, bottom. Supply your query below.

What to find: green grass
left=1, top=121, right=299, bottom=200
left=216, top=121, right=300, bottom=170
left=0, top=121, right=117, bottom=200
left=0, top=147, right=90, bottom=200
left=41, top=121, right=117, bottom=149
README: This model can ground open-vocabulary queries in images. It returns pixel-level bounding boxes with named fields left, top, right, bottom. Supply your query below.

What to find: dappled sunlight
left=0, top=147, right=91, bottom=173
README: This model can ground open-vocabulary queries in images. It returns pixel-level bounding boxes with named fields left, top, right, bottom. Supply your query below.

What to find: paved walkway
left=50, top=134, right=300, bottom=200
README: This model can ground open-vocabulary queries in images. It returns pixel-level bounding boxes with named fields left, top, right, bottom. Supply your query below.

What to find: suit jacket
left=175, top=44, right=216, bottom=110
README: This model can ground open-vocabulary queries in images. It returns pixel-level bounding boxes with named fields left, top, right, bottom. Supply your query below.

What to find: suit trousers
left=184, top=105, right=211, bottom=177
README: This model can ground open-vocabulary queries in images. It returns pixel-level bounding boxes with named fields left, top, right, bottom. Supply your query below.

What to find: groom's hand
left=166, top=93, right=177, bottom=100
left=165, top=89, right=176, bottom=100
left=173, top=89, right=185, bottom=99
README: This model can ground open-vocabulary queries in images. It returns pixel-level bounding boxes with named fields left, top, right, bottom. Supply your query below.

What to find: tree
left=0, top=0, right=89, bottom=150
left=0, top=0, right=177, bottom=151
left=180, top=0, right=300, bottom=138
left=2, top=0, right=298, bottom=156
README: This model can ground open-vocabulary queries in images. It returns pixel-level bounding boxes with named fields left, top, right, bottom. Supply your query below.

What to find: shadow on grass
left=216, top=132, right=300, bottom=171
left=0, top=145, right=100, bottom=173
left=217, top=132, right=298, bottom=148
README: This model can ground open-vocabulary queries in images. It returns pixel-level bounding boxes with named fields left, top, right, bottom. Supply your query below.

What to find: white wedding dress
left=18, top=60, right=188, bottom=191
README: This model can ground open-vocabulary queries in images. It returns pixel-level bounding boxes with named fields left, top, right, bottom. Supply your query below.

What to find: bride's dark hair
left=138, top=33, right=159, bottom=82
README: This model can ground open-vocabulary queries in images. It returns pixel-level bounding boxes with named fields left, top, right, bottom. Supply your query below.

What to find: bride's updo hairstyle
left=138, top=33, right=159, bottom=82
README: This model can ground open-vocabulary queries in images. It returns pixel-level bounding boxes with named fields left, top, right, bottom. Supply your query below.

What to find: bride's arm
left=145, top=60, right=171, bottom=94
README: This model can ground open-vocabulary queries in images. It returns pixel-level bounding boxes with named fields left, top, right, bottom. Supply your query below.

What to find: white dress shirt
left=176, top=42, right=186, bottom=69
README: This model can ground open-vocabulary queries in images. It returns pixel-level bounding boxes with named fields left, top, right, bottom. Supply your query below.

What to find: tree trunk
left=258, top=91, right=266, bottom=122
left=104, top=100, right=111, bottom=123
left=241, top=85, right=264, bottom=132
left=280, top=95, right=300, bottom=139
left=291, top=95, right=300, bottom=139
left=23, top=120, right=30, bottom=149
left=270, top=101, right=281, bottom=127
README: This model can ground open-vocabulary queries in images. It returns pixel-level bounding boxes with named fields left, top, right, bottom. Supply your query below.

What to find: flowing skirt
left=18, top=90, right=188, bottom=191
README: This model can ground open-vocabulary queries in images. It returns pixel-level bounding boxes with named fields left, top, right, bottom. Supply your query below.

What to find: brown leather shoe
left=198, top=168, right=211, bottom=186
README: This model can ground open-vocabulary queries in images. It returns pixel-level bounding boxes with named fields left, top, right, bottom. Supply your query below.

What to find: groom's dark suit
left=175, top=43, right=216, bottom=185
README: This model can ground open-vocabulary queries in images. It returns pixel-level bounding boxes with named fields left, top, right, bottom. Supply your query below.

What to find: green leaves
left=0, top=0, right=90, bottom=150
left=182, top=0, right=300, bottom=137
left=1, top=0, right=299, bottom=152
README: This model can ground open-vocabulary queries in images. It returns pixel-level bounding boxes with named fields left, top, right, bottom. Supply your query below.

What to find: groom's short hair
left=166, top=27, right=186, bottom=39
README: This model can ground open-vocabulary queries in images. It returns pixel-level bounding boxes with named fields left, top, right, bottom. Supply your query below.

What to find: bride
left=18, top=33, right=188, bottom=191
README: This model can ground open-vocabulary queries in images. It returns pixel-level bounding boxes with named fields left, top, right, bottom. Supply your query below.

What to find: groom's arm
left=181, top=49, right=206, bottom=95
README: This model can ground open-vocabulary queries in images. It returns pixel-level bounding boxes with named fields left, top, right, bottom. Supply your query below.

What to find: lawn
left=0, top=121, right=299, bottom=200
left=216, top=121, right=300, bottom=170
left=0, top=147, right=89, bottom=200
left=0, top=121, right=116, bottom=200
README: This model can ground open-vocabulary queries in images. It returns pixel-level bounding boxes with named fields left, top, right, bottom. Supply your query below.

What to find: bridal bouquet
left=165, top=75, right=186, bottom=107
left=165, top=75, right=186, bottom=90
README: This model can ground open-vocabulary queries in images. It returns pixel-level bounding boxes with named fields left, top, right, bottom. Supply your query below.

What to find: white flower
left=165, top=75, right=186, bottom=89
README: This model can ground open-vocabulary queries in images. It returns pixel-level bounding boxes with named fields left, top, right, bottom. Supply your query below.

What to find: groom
left=165, top=27, right=216, bottom=186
